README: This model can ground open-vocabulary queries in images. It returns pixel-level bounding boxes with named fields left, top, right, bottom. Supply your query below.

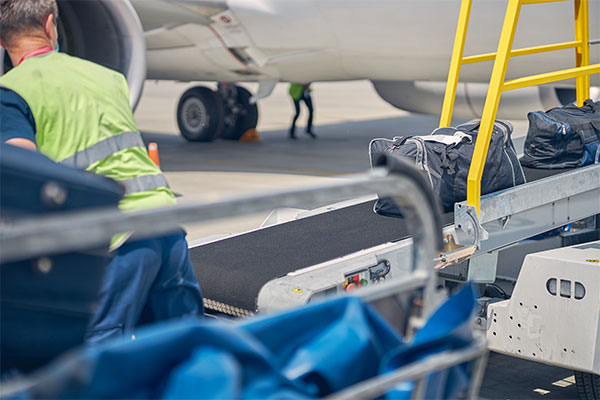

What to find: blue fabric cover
left=381, top=283, right=477, bottom=399
left=8, top=286, right=477, bottom=399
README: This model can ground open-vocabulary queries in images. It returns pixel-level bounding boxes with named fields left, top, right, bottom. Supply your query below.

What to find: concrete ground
left=134, top=80, right=580, bottom=400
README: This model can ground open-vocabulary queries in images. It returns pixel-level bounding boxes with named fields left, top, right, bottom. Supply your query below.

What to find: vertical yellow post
left=574, top=0, right=590, bottom=106
left=440, top=0, right=473, bottom=128
left=466, top=0, right=522, bottom=216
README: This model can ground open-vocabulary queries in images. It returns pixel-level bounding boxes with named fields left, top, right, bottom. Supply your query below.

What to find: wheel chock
left=239, top=129, right=261, bottom=142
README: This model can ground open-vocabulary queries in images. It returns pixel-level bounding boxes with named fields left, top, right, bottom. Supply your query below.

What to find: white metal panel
left=228, top=0, right=337, bottom=49
left=487, top=242, right=600, bottom=373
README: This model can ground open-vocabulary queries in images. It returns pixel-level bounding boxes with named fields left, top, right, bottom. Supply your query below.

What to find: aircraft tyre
left=220, top=85, right=259, bottom=141
left=177, top=86, right=224, bottom=142
left=575, top=371, right=600, bottom=400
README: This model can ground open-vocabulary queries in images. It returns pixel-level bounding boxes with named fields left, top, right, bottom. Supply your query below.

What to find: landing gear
left=219, top=84, right=259, bottom=141
left=575, top=371, right=600, bottom=400
left=177, top=86, right=224, bottom=142
left=176, top=84, right=259, bottom=142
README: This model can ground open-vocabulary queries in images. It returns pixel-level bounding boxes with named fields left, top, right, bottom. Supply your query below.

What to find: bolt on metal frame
left=440, top=0, right=600, bottom=216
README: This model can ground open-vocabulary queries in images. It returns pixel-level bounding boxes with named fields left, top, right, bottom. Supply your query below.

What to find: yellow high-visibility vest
left=0, top=52, right=176, bottom=247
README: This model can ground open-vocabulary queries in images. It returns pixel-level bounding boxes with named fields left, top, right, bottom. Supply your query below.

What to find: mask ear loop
left=54, top=17, right=60, bottom=52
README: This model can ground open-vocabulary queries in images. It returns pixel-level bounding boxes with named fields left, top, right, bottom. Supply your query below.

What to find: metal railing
left=325, top=336, right=488, bottom=400
left=440, top=0, right=600, bottom=216
left=0, top=168, right=438, bottom=270
left=0, top=162, right=488, bottom=399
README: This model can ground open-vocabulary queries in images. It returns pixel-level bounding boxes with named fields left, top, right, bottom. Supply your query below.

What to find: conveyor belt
left=190, top=166, right=570, bottom=316
left=521, top=166, right=574, bottom=181
left=190, top=201, right=453, bottom=316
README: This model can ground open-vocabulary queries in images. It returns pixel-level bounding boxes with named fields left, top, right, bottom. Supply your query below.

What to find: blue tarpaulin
left=6, top=285, right=477, bottom=399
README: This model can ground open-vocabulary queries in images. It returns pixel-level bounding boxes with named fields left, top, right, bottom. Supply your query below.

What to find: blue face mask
left=55, top=21, right=60, bottom=52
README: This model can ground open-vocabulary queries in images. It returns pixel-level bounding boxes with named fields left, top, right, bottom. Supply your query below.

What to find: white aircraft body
left=2, top=0, right=598, bottom=141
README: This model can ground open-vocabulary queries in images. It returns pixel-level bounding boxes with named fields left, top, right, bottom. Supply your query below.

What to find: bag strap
left=407, top=137, right=435, bottom=188
left=591, top=121, right=600, bottom=141
left=421, top=132, right=472, bottom=147
left=392, top=136, right=410, bottom=146
left=583, top=99, right=599, bottom=113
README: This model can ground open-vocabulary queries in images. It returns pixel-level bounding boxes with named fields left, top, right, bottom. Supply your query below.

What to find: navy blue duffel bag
left=370, top=120, right=526, bottom=214
left=520, top=99, right=600, bottom=169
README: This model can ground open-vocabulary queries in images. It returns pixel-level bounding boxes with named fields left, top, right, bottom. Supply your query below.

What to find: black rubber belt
left=190, top=167, right=569, bottom=315
left=190, top=200, right=453, bottom=315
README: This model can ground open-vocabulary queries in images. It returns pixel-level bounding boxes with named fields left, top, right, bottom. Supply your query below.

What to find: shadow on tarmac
left=141, top=113, right=448, bottom=175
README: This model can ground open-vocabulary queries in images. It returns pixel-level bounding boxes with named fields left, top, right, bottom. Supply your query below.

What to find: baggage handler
left=0, top=0, right=204, bottom=343
left=289, top=83, right=317, bottom=139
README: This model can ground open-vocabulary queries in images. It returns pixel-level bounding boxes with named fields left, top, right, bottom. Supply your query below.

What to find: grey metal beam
left=0, top=169, right=438, bottom=264
left=478, top=164, right=600, bottom=225
left=454, top=164, right=600, bottom=252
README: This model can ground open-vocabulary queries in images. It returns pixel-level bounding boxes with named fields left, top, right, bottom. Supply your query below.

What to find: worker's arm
left=6, top=137, right=37, bottom=151
left=0, top=88, right=37, bottom=151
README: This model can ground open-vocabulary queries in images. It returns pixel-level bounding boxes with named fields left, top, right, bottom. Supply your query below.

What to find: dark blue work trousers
left=290, top=94, right=314, bottom=135
left=86, top=230, right=204, bottom=344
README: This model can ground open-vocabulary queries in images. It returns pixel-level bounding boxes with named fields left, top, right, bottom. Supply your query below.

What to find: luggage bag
left=370, top=120, right=526, bottom=214
left=520, top=99, right=600, bottom=169
left=0, top=144, right=124, bottom=372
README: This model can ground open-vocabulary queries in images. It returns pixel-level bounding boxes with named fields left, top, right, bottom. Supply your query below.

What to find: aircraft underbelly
left=142, top=0, right=599, bottom=83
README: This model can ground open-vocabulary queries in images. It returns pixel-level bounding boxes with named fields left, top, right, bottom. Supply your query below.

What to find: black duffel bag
left=520, top=99, right=600, bottom=169
left=369, top=120, right=526, bottom=214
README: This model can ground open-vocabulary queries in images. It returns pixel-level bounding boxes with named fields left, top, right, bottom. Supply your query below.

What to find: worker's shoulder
left=1, top=52, right=125, bottom=84
left=58, top=53, right=125, bottom=80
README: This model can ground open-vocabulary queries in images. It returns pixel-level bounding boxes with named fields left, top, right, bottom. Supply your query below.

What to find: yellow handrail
left=439, top=0, right=599, bottom=216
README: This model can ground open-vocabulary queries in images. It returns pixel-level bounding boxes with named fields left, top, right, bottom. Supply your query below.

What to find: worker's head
left=0, top=0, right=59, bottom=51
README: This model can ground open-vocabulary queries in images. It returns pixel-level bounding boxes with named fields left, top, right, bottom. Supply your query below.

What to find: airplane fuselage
left=134, top=0, right=599, bottom=85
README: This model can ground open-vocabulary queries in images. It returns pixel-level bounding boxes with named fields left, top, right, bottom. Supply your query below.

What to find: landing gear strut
left=218, top=83, right=259, bottom=141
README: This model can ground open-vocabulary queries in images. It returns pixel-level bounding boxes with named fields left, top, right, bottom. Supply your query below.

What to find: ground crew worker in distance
left=0, top=0, right=204, bottom=343
left=289, top=83, right=317, bottom=139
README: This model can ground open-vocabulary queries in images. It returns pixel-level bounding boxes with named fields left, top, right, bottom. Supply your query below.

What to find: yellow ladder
left=440, top=0, right=600, bottom=217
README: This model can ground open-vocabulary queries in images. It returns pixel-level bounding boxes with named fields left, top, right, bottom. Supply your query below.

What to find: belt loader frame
left=259, top=164, right=600, bottom=311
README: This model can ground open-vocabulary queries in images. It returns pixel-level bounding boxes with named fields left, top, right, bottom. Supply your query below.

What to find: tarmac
left=135, top=80, right=580, bottom=400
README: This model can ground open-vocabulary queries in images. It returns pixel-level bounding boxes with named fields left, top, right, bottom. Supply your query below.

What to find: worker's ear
left=0, top=38, right=6, bottom=50
left=44, top=13, right=57, bottom=40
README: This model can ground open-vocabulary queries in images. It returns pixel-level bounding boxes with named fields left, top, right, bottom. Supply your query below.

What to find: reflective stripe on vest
left=121, top=174, right=170, bottom=195
left=60, top=131, right=144, bottom=169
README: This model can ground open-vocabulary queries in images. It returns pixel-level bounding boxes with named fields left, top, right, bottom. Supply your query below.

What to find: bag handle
left=391, top=136, right=410, bottom=146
